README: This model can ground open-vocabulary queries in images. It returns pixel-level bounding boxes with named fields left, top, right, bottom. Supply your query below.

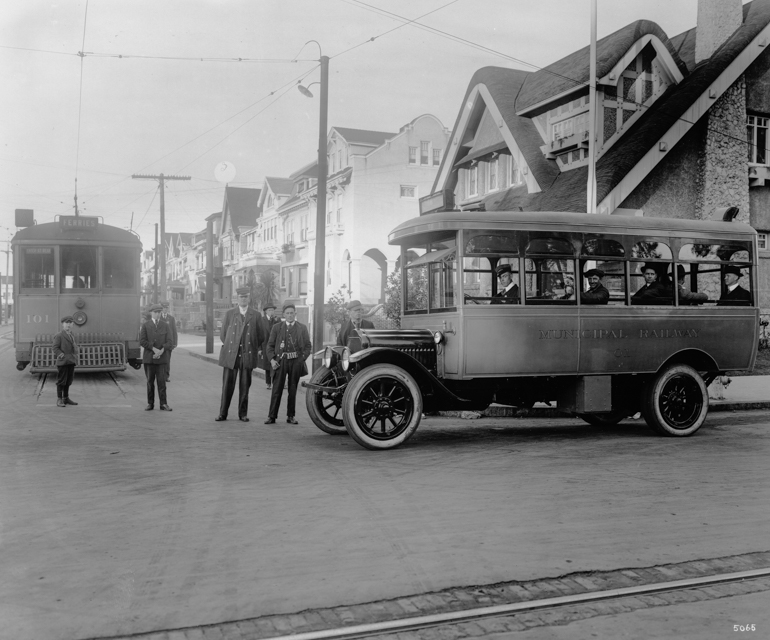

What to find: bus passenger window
left=580, top=238, right=625, bottom=305
left=679, top=243, right=753, bottom=306
left=631, top=262, right=673, bottom=305
left=672, top=265, right=709, bottom=305
left=21, top=247, right=55, bottom=289
left=61, top=246, right=97, bottom=290
left=524, top=237, right=576, bottom=305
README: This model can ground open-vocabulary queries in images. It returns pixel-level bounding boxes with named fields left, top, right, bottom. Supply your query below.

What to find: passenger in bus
left=717, top=265, right=751, bottom=306
left=580, top=268, right=610, bottom=305
left=632, top=263, right=669, bottom=304
left=676, top=265, right=708, bottom=304
left=491, top=263, right=519, bottom=304
left=559, top=284, right=575, bottom=300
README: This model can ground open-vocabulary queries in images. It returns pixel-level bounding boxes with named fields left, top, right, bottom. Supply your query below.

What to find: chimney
left=695, top=0, right=743, bottom=64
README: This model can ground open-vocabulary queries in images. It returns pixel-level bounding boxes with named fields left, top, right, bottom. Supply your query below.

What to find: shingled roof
left=332, top=127, right=396, bottom=147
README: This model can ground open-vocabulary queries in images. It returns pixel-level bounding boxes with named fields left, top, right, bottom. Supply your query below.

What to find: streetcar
left=304, top=209, right=758, bottom=450
left=12, top=214, right=143, bottom=373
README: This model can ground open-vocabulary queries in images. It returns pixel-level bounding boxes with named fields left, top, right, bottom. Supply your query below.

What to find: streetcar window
left=524, top=237, right=576, bottom=303
left=580, top=238, right=626, bottom=304
left=21, top=247, right=55, bottom=289
left=678, top=243, right=753, bottom=305
left=103, top=247, right=136, bottom=290
left=61, top=246, right=97, bottom=289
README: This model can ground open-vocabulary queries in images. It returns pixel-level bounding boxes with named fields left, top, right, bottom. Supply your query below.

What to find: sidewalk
left=176, top=332, right=770, bottom=415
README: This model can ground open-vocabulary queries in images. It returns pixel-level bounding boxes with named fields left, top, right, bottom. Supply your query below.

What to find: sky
left=0, top=0, right=721, bottom=267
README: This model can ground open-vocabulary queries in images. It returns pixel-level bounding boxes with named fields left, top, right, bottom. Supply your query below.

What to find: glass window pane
left=581, top=237, right=625, bottom=257
left=405, top=266, right=428, bottom=311
left=580, top=259, right=626, bottom=305
left=103, top=247, right=136, bottom=290
left=21, top=247, right=55, bottom=289
left=430, top=260, right=455, bottom=309
left=465, top=232, right=519, bottom=255
left=526, top=237, right=575, bottom=255
left=525, top=258, right=575, bottom=302
left=679, top=243, right=750, bottom=262
left=631, top=241, right=672, bottom=260
left=61, top=246, right=97, bottom=289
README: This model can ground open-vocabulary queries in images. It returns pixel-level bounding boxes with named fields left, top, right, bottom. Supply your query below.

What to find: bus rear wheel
left=641, top=364, right=708, bottom=436
left=342, top=364, right=422, bottom=450
left=306, top=365, right=347, bottom=435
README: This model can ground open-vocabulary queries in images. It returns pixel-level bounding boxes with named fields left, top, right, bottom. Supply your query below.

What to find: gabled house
left=219, top=185, right=261, bottom=301
left=427, top=0, right=770, bottom=309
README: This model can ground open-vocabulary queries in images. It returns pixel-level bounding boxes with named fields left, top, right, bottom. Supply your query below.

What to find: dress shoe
left=64, top=397, right=78, bottom=406
left=57, top=398, right=66, bottom=407
left=266, top=384, right=272, bottom=390
left=160, top=404, right=172, bottom=411
left=145, top=405, right=154, bottom=411
left=264, top=417, right=276, bottom=424
left=215, top=415, right=227, bottom=422
left=239, top=417, right=250, bottom=422
left=286, top=417, right=298, bottom=425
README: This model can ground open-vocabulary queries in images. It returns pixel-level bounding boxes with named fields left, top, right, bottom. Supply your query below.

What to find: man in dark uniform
left=491, top=263, right=519, bottom=304
left=215, top=287, right=264, bottom=422
left=717, top=265, right=752, bottom=306
left=259, top=303, right=279, bottom=389
left=265, top=303, right=311, bottom=425
left=337, top=299, right=374, bottom=347
left=631, top=262, right=669, bottom=304
left=580, top=268, right=610, bottom=305
left=160, top=301, right=178, bottom=382
left=52, top=315, right=79, bottom=407
left=140, top=303, right=173, bottom=411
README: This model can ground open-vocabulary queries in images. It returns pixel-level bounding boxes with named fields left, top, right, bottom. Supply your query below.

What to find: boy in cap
left=259, top=302, right=279, bottom=389
left=491, top=263, right=519, bottom=304
left=580, top=268, right=610, bottom=305
left=717, top=265, right=751, bottom=306
left=52, top=316, right=79, bottom=407
left=215, top=287, right=264, bottom=422
left=160, top=301, right=178, bottom=382
left=265, top=303, right=311, bottom=424
left=140, top=303, right=173, bottom=411
left=337, top=300, right=374, bottom=347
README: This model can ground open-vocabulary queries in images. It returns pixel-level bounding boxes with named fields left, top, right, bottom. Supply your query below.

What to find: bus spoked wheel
left=305, top=365, right=348, bottom=435
left=641, top=364, right=709, bottom=436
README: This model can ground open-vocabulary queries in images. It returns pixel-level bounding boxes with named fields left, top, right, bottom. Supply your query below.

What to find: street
left=1, top=331, right=769, bottom=640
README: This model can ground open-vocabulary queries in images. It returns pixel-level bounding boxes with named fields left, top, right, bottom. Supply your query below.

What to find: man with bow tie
left=52, top=315, right=79, bottom=407
left=215, top=287, right=264, bottom=422
left=140, top=303, right=173, bottom=411
left=265, top=303, right=311, bottom=425
left=337, top=299, right=374, bottom=347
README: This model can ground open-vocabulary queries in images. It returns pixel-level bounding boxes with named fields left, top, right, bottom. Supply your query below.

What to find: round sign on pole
left=214, top=162, right=236, bottom=184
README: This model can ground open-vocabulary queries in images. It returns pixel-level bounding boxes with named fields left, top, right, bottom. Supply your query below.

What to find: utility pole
left=206, top=218, right=214, bottom=354
left=133, top=173, right=190, bottom=302
left=154, top=223, right=159, bottom=305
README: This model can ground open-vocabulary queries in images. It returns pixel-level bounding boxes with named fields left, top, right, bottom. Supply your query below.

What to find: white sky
left=0, top=0, right=721, bottom=262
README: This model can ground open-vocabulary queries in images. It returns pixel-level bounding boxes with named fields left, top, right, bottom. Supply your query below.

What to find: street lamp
left=298, top=42, right=329, bottom=372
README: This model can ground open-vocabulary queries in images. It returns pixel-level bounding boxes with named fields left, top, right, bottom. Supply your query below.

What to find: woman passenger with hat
left=337, top=300, right=374, bottom=347
left=52, top=315, right=79, bottom=408
left=717, top=265, right=752, bottom=306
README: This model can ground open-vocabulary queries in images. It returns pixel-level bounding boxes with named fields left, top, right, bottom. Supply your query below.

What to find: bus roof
left=13, top=221, right=142, bottom=246
left=388, top=211, right=756, bottom=246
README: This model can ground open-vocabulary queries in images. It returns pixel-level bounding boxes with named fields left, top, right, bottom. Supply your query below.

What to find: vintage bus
left=12, top=215, right=143, bottom=373
left=305, top=210, right=758, bottom=450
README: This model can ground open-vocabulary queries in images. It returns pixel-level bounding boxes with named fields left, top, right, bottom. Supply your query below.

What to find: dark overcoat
left=581, top=283, right=610, bottom=305
left=162, top=313, right=178, bottom=349
left=267, top=320, right=311, bottom=363
left=52, top=330, right=79, bottom=366
left=337, top=318, right=375, bottom=347
left=140, top=319, right=173, bottom=364
left=717, top=285, right=752, bottom=306
left=218, top=306, right=263, bottom=370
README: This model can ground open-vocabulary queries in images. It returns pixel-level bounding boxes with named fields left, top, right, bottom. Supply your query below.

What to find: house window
left=268, top=194, right=273, bottom=208
left=299, top=266, right=308, bottom=296
left=400, top=185, right=416, bottom=198
left=433, top=149, right=441, bottom=166
left=747, top=115, right=769, bottom=164
left=488, top=157, right=498, bottom=191
left=408, top=146, right=417, bottom=164
left=758, top=232, right=768, bottom=250
left=326, top=200, right=332, bottom=224
left=468, top=165, right=478, bottom=196
left=338, top=149, right=343, bottom=170
left=288, top=268, right=294, bottom=297
left=301, top=214, right=308, bottom=241
left=337, top=206, right=342, bottom=223
left=420, top=141, right=429, bottom=165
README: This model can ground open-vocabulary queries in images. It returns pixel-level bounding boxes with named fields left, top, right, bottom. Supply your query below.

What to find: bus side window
left=580, top=237, right=625, bottom=305
left=524, top=237, right=575, bottom=304
left=630, top=240, right=673, bottom=305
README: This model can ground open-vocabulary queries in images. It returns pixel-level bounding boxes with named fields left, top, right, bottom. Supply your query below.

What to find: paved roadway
left=1, top=329, right=769, bottom=639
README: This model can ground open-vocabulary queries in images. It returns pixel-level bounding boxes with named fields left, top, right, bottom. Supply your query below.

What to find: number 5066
left=734, top=624, right=756, bottom=632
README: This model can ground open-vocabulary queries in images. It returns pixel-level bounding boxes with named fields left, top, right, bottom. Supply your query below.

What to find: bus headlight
left=322, top=346, right=333, bottom=369
left=341, top=347, right=351, bottom=371
left=433, top=331, right=444, bottom=345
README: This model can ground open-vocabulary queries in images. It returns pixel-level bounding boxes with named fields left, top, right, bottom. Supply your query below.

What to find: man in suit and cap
left=160, top=301, right=178, bottom=382
left=265, top=302, right=311, bottom=425
left=52, top=316, right=79, bottom=407
left=337, top=300, right=374, bottom=347
left=581, top=268, right=610, bottom=305
left=215, top=287, right=264, bottom=422
left=140, top=303, right=173, bottom=411
left=491, top=263, right=519, bottom=304
left=717, top=265, right=752, bottom=306
left=259, top=302, right=279, bottom=389
left=632, top=262, right=670, bottom=304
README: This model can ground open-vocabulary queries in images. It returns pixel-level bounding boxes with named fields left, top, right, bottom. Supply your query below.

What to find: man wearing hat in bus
left=140, top=303, right=173, bottom=411
left=632, top=262, right=669, bottom=304
left=265, top=302, right=311, bottom=425
left=717, top=265, right=752, bottom=306
left=491, top=263, right=519, bottom=304
left=52, top=315, right=79, bottom=408
left=160, top=301, right=178, bottom=382
left=215, top=287, right=264, bottom=422
left=337, top=300, right=374, bottom=347
left=580, top=268, right=610, bottom=305
left=259, top=302, right=279, bottom=390
left=676, top=265, right=709, bottom=305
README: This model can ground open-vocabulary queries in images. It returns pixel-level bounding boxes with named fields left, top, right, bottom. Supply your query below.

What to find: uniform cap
left=235, top=287, right=250, bottom=295
left=61, top=315, right=75, bottom=323
left=263, top=303, right=276, bottom=311
left=495, top=263, right=512, bottom=276
left=282, top=302, right=296, bottom=312
left=161, top=301, right=169, bottom=308
left=149, top=303, right=163, bottom=312
left=346, top=299, right=364, bottom=311
left=584, top=268, right=604, bottom=278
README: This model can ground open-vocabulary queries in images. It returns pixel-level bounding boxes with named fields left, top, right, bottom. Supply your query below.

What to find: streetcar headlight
left=341, top=347, right=351, bottom=371
left=433, top=331, right=444, bottom=345
left=322, top=346, right=333, bottom=369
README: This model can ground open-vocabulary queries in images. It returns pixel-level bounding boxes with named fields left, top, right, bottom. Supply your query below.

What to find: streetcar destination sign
left=60, top=216, right=98, bottom=229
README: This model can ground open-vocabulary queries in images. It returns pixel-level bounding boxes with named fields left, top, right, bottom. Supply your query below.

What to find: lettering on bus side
left=539, top=328, right=699, bottom=339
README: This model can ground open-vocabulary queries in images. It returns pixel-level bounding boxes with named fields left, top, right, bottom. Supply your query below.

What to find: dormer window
left=268, top=194, right=274, bottom=208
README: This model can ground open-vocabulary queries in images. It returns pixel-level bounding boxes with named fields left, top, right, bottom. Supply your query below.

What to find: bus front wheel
left=641, top=364, right=708, bottom=436
left=342, top=364, right=422, bottom=450
left=306, top=365, right=348, bottom=435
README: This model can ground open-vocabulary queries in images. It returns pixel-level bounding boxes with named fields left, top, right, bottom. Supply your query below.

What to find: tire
left=342, top=364, right=422, bottom=450
left=641, top=364, right=709, bottom=436
left=305, top=365, right=348, bottom=435
left=577, top=411, right=626, bottom=427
